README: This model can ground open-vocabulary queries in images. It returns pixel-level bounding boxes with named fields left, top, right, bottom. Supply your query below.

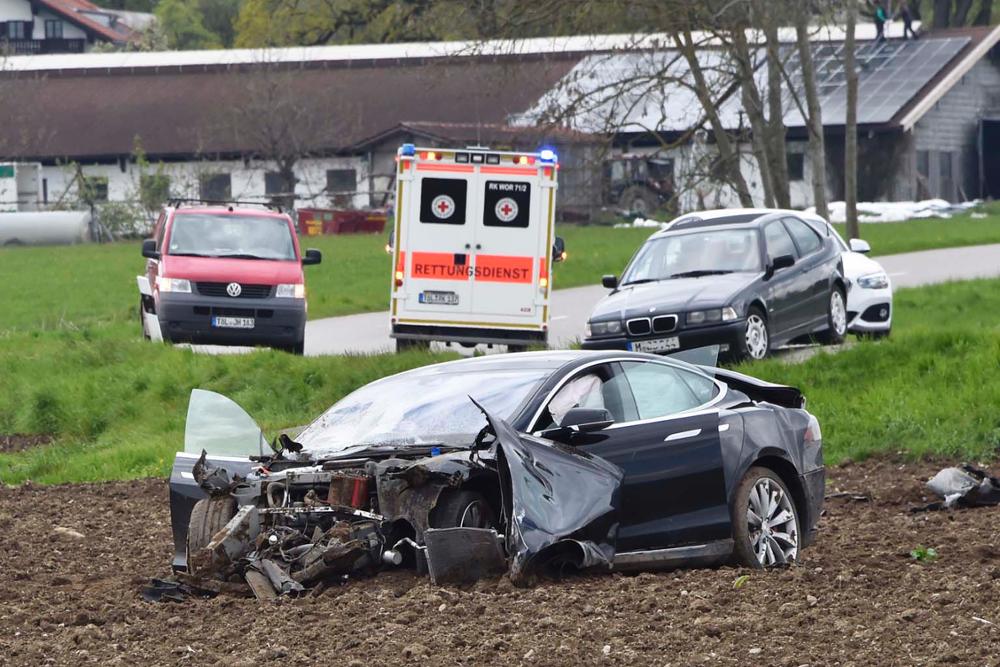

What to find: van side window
left=419, top=178, right=467, bottom=225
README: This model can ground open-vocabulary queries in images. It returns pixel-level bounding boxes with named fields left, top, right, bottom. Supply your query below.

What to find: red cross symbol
left=500, top=203, right=513, bottom=216
left=437, top=200, right=451, bottom=214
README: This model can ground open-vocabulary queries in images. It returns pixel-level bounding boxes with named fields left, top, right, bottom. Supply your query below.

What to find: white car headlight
left=587, top=320, right=622, bottom=337
left=157, top=277, right=191, bottom=293
left=276, top=283, right=306, bottom=298
left=857, top=272, right=889, bottom=290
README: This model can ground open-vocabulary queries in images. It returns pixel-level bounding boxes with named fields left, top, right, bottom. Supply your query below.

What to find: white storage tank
left=0, top=211, right=93, bottom=246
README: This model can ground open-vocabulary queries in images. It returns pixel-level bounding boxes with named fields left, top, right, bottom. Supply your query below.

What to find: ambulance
left=388, top=144, right=564, bottom=352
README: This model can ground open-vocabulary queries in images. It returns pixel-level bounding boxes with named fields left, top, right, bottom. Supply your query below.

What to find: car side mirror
left=552, top=236, right=566, bottom=263
left=848, top=238, right=871, bottom=254
left=561, top=407, right=614, bottom=432
left=770, top=254, right=795, bottom=273
left=141, top=238, right=160, bottom=260
left=302, top=248, right=322, bottom=265
left=602, top=274, right=618, bottom=289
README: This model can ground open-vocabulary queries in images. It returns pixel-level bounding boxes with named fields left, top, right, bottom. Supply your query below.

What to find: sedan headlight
left=686, top=307, right=739, bottom=325
left=586, top=320, right=623, bottom=338
left=857, top=272, right=889, bottom=290
left=276, top=283, right=306, bottom=298
left=157, top=277, right=191, bottom=293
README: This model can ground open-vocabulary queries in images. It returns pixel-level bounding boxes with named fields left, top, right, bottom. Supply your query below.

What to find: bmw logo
left=226, top=282, right=242, bottom=297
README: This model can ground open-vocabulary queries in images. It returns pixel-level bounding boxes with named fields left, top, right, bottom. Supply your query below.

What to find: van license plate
left=630, top=336, right=679, bottom=353
left=419, top=291, right=459, bottom=306
left=212, top=316, right=255, bottom=329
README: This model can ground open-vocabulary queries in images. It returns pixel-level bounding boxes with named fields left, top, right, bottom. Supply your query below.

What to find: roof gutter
left=898, top=25, right=1000, bottom=132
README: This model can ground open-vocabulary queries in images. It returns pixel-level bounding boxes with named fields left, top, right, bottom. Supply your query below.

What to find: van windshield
left=167, top=213, right=296, bottom=261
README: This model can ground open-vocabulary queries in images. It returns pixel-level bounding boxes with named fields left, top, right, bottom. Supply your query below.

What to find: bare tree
left=793, top=2, right=830, bottom=220
left=844, top=0, right=860, bottom=239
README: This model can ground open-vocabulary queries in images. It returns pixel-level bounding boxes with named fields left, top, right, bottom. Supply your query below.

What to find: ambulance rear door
left=401, top=164, right=476, bottom=314
left=471, top=166, right=546, bottom=320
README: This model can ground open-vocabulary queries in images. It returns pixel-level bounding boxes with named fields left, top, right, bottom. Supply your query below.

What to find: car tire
left=186, top=496, right=236, bottom=576
left=395, top=338, right=430, bottom=353
left=817, top=288, right=847, bottom=345
left=731, top=466, right=801, bottom=569
left=429, top=490, right=495, bottom=529
left=619, top=185, right=658, bottom=216
left=733, top=306, right=769, bottom=362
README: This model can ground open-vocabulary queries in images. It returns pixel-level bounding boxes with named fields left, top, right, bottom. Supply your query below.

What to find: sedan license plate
left=419, top=290, right=459, bottom=306
left=212, top=316, right=255, bottom=329
left=630, top=336, right=680, bottom=353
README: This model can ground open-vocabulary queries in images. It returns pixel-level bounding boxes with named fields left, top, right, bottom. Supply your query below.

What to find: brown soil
left=1, top=458, right=999, bottom=666
left=0, top=434, right=53, bottom=454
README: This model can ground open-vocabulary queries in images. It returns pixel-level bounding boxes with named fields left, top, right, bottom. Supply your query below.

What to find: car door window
left=764, top=221, right=797, bottom=260
left=620, top=361, right=718, bottom=420
left=783, top=217, right=822, bottom=256
left=538, top=364, right=637, bottom=429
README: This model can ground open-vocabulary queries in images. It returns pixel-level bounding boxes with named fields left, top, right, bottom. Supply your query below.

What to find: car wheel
left=430, top=490, right=495, bottom=529
left=186, top=496, right=236, bottom=576
left=734, top=306, right=769, bottom=362
left=395, top=338, right=430, bottom=353
left=818, top=288, right=847, bottom=345
left=731, top=467, right=801, bottom=568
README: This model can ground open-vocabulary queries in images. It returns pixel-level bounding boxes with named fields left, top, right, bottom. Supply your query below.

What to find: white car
left=803, top=215, right=892, bottom=338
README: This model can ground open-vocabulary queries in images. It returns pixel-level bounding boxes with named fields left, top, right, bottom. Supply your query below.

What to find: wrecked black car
left=168, top=350, right=824, bottom=596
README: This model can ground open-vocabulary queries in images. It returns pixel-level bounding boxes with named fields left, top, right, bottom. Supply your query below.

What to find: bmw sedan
left=169, top=350, right=824, bottom=595
left=582, top=209, right=848, bottom=361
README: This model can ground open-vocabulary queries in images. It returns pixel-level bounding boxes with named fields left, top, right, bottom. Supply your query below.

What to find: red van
left=137, top=203, right=321, bottom=354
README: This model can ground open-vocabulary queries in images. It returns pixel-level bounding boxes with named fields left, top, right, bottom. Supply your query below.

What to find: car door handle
left=664, top=428, right=702, bottom=442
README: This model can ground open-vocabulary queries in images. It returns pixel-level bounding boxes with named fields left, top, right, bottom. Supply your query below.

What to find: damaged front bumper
left=170, top=404, right=624, bottom=597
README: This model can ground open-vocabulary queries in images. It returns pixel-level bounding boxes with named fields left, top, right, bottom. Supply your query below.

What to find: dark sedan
left=169, top=350, right=823, bottom=593
left=582, top=209, right=847, bottom=361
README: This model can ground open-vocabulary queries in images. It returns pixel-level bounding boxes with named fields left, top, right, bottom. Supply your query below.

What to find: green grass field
left=2, top=212, right=999, bottom=332
left=2, top=276, right=999, bottom=484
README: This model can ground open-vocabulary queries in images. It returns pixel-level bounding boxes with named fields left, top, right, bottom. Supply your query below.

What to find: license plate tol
left=630, top=336, right=680, bottom=353
left=212, top=316, right=255, bottom=329
left=419, top=291, right=459, bottom=306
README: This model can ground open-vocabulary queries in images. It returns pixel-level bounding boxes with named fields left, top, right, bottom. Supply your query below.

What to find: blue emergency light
left=538, top=148, right=558, bottom=163
left=400, top=143, right=416, bottom=156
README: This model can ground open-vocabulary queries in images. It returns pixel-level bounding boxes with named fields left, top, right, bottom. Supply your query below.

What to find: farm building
left=1, top=22, right=998, bottom=223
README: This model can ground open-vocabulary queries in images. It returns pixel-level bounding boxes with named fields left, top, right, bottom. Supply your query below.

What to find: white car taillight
left=804, top=414, right=822, bottom=444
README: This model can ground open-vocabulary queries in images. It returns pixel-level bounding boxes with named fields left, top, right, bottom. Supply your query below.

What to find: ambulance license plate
left=212, top=316, right=255, bottom=329
left=419, top=291, right=459, bottom=306
left=629, top=336, right=679, bottom=353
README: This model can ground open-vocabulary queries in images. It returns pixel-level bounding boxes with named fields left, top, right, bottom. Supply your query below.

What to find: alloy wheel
left=745, top=314, right=769, bottom=360
left=747, top=478, right=799, bottom=566
left=830, top=291, right=847, bottom=336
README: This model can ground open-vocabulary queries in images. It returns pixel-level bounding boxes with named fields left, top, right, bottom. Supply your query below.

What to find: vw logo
left=226, top=282, right=242, bottom=297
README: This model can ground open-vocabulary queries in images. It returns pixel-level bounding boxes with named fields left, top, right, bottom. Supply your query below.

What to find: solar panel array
left=784, top=36, right=969, bottom=126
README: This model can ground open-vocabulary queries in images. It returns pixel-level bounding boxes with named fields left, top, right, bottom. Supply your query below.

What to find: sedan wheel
left=830, top=290, right=847, bottom=338
left=732, top=467, right=800, bottom=568
left=744, top=313, right=769, bottom=360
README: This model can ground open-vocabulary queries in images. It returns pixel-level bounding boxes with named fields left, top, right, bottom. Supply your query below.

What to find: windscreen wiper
left=168, top=252, right=210, bottom=257
left=214, top=253, right=272, bottom=260
left=668, top=270, right=734, bottom=279
left=621, top=277, right=666, bottom=286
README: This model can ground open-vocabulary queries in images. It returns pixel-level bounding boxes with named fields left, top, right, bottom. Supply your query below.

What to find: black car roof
left=390, top=350, right=703, bottom=379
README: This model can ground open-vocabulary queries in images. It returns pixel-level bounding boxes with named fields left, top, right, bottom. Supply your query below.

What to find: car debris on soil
left=171, top=402, right=621, bottom=600
left=913, top=464, right=1000, bottom=511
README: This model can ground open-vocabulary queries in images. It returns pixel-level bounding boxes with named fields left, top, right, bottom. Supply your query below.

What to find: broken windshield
left=293, top=368, right=547, bottom=459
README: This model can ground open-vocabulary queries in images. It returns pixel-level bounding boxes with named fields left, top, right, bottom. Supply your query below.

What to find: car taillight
left=804, top=414, right=822, bottom=444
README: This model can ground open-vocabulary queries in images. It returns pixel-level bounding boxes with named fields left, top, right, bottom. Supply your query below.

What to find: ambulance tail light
left=395, top=271, right=404, bottom=288
left=515, top=155, right=536, bottom=166
left=539, top=256, right=549, bottom=293
left=420, top=151, right=442, bottom=161
left=395, top=251, right=406, bottom=288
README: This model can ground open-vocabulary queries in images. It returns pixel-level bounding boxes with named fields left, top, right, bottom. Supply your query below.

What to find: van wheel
left=186, top=496, right=236, bottom=577
left=396, top=339, right=430, bottom=353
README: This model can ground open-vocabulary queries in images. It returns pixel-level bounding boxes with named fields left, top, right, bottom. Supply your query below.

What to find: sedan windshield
left=293, top=368, right=547, bottom=459
left=168, top=213, right=296, bottom=261
left=622, top=229, right=761, bottom=285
